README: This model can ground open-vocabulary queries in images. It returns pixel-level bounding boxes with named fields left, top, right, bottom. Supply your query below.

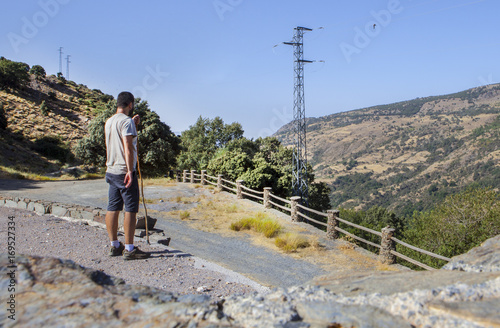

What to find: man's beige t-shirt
left=105, top=113, right=137, bottom=175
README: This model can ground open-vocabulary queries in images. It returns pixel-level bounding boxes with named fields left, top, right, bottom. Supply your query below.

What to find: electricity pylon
left=284, top=26, right=313, bottom=205
left=58, top=47, right=63, bottom=75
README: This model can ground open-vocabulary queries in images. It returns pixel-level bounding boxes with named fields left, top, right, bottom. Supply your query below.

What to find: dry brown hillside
left=275, top=84, right=500, bottom=216
left=0, top=74, right=112, bottom=177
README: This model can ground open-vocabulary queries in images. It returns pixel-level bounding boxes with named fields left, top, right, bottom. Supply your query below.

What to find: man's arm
left=123, top=135, right=136, bottom=188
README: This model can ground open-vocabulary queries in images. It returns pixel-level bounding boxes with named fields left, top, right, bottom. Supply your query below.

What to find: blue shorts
left=105, top=172, right=140, bottom=213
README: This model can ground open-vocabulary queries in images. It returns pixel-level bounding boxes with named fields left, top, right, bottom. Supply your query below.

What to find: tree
left=207, top=148, right=253, bottom=182
left=29, top=65, right=46, bottom=79
left=74, top=99, right=180, bottom=176
left=0, top=58, right=30, bottom=90
left=308, top=181, right=332, bottom=212
left=177, top=116, right=244, bottom=170
left=402, top=187, right=500, bottom=268
left=206, top=136, right=332, bottom=212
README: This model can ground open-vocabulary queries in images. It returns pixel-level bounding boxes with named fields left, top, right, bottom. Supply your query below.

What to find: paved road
left=0, top=178, right=326, bottom=287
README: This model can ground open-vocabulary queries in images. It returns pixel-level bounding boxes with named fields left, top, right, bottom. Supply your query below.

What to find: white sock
left=125, top=244, right=134, bottom=252
left=111, top=240, right=120, bottom=248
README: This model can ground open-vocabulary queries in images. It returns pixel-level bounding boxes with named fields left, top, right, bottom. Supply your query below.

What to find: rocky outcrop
left=3, top=234, right=500, bottom=328
left=0, top=254, right=229, bottom=328
left=443, top=235, right=500, bottom=273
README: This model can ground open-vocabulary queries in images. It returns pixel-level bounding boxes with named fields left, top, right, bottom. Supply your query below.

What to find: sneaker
left=109, top=242, right=125, bottom=257
left=123, top=247, right=151, bottom=260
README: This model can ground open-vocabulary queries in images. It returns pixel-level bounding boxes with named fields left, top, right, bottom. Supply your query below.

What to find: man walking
left=104, top=91, right=150, bottom=260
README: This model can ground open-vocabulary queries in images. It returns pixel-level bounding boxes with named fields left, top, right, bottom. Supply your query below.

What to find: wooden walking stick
left=136, top=143, right=150, bottom=245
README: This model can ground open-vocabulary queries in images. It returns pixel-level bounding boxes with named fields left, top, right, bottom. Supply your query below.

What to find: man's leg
left=105, top=211, right=120, bottom=242
left=123, top=211, right=137, bottom=245
left=122, top=172, right=150, bottom=260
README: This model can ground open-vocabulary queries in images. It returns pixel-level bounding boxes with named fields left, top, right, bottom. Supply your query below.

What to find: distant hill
left=274, top=84, right=500, bottom=217
left=0, top=67, right=113, bottom=178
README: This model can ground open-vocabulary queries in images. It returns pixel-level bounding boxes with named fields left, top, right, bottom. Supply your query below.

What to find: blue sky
left=1, top=0, right=499, bottom=138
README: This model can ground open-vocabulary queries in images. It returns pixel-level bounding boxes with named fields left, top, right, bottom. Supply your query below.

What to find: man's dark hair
left=117, top=91, right=134, bottom=109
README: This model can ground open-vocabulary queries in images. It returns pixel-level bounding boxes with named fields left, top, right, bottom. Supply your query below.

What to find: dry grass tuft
left=223, top=204, right=239, bottom=213
left=0, top=165, right=63, bottom=181
left=230, top=212, right=282, bottom=238
left=143, top=177, right=176, bottom=186
left=173, top=196, right=196, bottom=204
left=275, top=233, right=310, bottom=253
left=179, top=211, right=190, bottom=220
left=338, top=235, right=357, bottom=250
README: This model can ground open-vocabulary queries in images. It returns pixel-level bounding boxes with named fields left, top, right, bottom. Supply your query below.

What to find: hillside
left=0, top=71, right=112, bottom=177
left=275, top=83, right=500, bottom=216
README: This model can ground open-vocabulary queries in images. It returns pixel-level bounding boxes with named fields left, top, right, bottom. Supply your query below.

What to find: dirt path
left=0, top=179, right=398, bottom=290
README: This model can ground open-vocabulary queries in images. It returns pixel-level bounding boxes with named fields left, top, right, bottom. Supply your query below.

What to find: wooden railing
left=177, top=170, right=451, bottom=270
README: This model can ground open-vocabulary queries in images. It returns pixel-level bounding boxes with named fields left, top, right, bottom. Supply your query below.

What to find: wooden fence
left=177, top=170, right=451, bottom=270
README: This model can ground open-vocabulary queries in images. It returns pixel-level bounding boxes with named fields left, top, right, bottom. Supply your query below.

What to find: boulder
left=443, top=235, right=500, bottom=273
left=0, top=254, right=230, bottom=328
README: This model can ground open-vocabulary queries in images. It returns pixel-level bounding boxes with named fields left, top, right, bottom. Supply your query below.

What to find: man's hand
left=124, top=171, right=133, bottom=188
left=132, top=114, right=140, bottom=127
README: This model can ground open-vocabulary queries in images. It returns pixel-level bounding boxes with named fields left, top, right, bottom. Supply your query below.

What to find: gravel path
left=0, top=179, right=332, bottom=287
left=0, top=206, right=264, bottom=300
left=0, top=179, right=386, bottom=294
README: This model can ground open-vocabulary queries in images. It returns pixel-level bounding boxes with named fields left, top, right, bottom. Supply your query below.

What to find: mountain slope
left=0, top=73, right=112, bottom=177
left=275, top=84, right=500, bottom=216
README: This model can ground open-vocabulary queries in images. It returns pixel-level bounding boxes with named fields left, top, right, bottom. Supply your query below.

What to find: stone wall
left=0, top=195, right=117, bottom=226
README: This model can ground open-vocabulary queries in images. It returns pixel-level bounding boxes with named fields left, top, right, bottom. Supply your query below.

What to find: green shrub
left=29, top=65, right=46, bottom=78
left=40, top=101, right=49, bottom=116
left=0, top=58, right=30, bottom=90
left=31, top=136, right=73, bottom=163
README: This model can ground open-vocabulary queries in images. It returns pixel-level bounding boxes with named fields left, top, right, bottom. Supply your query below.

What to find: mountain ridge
left=274, top=83, right=500, bottom=216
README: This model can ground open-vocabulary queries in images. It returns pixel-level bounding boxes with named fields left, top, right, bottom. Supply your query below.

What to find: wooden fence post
left=183, top=170, right=188, bottom=183
left=327, top=210, right=340, bottom=240
left=236, top=180, right=244, bottom=199
left=290, top=196, right=301, bottom=222
left=176, top=170, right=181, bottom=182
left=217, top=175, right=223, bottom=192
left=201, top=170, right=207, bottom=185
left=263, top=187, right=272, bottom=208
left=380, top=226, right=396, bottom=265
left=190, top=170, right=195, bottom=183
